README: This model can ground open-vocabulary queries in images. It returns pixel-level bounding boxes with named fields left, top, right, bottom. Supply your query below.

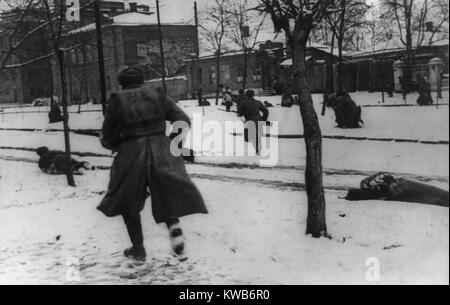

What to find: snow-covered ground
left=0, top=159, right=448, bottom=285
left=2, top=92, right=449, bottom=141
left=0, top=91, right=448, bottom=285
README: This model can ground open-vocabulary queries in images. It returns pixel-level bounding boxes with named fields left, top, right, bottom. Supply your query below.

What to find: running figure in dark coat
left=98, top=67, right=208, bottom=261
left=237, top=90, right=269, bottom=155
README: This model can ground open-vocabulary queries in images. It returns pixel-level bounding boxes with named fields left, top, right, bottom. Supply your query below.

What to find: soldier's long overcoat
left=97, top=85, right=207, bottom=223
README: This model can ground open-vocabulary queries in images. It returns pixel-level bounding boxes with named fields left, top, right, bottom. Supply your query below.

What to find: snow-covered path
left=1, top=129, right=448, bottom=178
left=0, top=159, right=448, bottom=285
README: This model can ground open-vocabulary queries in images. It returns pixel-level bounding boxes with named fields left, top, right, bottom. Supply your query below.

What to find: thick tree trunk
left=56, top=49, right=75, bottom=187
left=215, top=52, right=221, bottom=105
left=291, top=25, right=327, bottom=238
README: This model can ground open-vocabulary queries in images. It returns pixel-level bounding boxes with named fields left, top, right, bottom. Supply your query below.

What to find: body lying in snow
left=345, top=172, right=449, bottom=207
left=36, top=146, right=93, bottom=175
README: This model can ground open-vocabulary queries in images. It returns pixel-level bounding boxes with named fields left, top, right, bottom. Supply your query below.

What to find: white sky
left=0, top=0, right=379, bottom=22
left=147, top=0, right=380, bottom=23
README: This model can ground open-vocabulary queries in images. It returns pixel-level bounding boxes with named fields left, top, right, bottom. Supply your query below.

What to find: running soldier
left=98, top=67, right=208, bottom=261
left=237, top=90, right=269, bottom=155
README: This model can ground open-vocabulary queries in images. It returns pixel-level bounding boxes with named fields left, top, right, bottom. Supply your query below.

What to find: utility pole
left=193, top=1, right=200, bottom=100
left=156, top=0, right=167, bottom=93
left=194, top=1, right=200, bottom=61
left=94, top=0, right=107, bottom=114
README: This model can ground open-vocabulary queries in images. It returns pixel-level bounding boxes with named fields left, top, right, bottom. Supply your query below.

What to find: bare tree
left=42, top=0, right=75, bottom=186
left=325, top=0, right=369, bottom=92
left=365, top=7, right=396, bottom=51
left=257, top=0, right=337, bottom=238
left=380, top=0, right=432, bottom=93
left=226, top=0, right=266, bottom=90
left=425, top=0, right=449, bottom=45
left=1, top=0, right=100, bottom=186
left=199, top=0, right=230, bottom=105
left=0, top=0, right=45, bottom=71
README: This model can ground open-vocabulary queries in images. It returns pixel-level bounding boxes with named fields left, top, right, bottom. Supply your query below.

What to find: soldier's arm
left=100, top=94, right=124, bottom=151
left=165, top=98, right=191, bottom=127
left=259, top=102, right=269, bottom=121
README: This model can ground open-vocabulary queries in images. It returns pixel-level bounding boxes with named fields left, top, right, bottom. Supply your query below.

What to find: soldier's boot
left=123, top=246, right=147, bottom=262
left=123, top=214, right=146, bottom=262
left=167, top=219, right=186, bottom=260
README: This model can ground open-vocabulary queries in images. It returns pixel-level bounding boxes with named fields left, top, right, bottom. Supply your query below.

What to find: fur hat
left=36, top=146, right=49, bottom=156
left=117, top=67, right=145, bottom=87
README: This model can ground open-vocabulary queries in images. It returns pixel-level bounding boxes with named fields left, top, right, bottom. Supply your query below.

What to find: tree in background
left=364, top=6, right=396, bottom=52
left=380, top=0, right=440, bottom=95
left=424, top=0, right=449, bottom=45
left=257, top=0, right=337, bottom=238
left=324, top=0, right=369, bottom=92
left=42, top=0, right=75, bottom=186
left=226, top=0, right=266, bottom=90
left=1, top=0, right=79, bottom=186
left=199, top=0, right=230, bottom=105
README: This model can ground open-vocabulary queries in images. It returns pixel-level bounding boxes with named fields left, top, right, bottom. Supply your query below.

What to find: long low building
left=186, top=41, right=342, bottom=97
left=186, top=41, right=449, bottom=97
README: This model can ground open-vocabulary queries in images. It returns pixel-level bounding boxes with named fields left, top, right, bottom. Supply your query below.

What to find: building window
left=137, top=43, right=149, bottom=57
left=221, top=65, right=230, bottom=83
left=237, top=70, right=244, bottom=83
left=209, top=67, right=216, bottom=85
left=252, top=65, right=262, bottom=82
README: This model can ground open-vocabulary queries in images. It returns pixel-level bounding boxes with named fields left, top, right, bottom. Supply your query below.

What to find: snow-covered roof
left=196, top=49, right=258, bottom=61
left=196, top=42, right=344, bottom=62
left=349, top=41, right=449, bottom=58
left=145, top=75, right=187, bottom=82
left=69, top=12, right=188, bottom=34
left=280, top=57, right=312, bottom=66
left=308, top=42, right=350, bottom=56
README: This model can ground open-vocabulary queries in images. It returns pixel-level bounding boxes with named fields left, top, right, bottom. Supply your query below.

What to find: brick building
left=60, top=7, right=198, bottom=103
left=0, top=10, right=53, bottom=104
left=1, top=1, right=182, bottom=104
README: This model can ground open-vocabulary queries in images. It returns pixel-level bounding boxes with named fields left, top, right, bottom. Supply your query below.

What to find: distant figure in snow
left=385, top=79, right=394, bottom=98
left=48, top=101, right=63, bottom=123
left=199, top=98, right=211, bottom=106
left=36, top=146, right=92, bottom=175
left=281, top=83, right=294, bottom=108
left=264, top=101, right=274, bottom=108
left=326, top=92, right=363, bottom=129
left=345, top=172, right=449, bottom=207
left=197, top=87, right=203, bottom=107
left=416, top=76, right=434, bottom=106
left=273, top=76, right=284, bottom=95
left=224, top=87, right=233, bottom=112
left=238, top=90, right=269, bottom=155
